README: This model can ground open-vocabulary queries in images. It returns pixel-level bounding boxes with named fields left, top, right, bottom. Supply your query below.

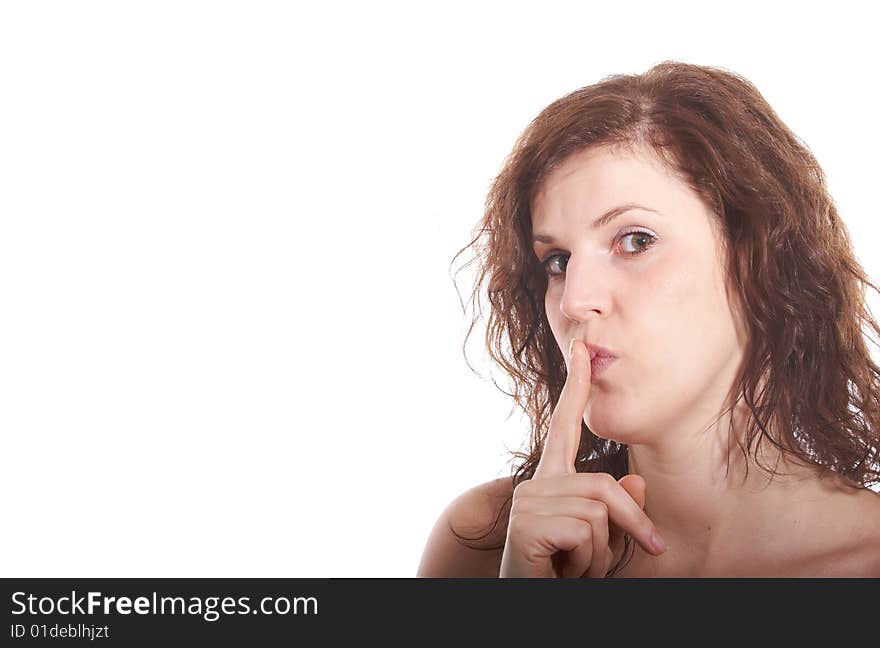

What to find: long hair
left=448, top=60, right=880, bottom=576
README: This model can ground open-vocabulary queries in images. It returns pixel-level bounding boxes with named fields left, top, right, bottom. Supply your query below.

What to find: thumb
left=618, top=473, right=646, bottom=510
left=607, top=474, right=647, bottom=570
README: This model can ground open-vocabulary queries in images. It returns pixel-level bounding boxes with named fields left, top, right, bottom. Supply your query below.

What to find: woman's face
left=530, top=144, right=747, bottom=444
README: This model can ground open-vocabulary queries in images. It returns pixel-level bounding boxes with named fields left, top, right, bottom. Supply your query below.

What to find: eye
left=541, top=253, right=568, bottom=277
left=539, top=229, right=658, bottom=278
left=619, top=229, right=657, bottom=255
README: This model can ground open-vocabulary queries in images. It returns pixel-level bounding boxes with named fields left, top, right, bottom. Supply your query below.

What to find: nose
left=558, top=252, right=610, bottom=323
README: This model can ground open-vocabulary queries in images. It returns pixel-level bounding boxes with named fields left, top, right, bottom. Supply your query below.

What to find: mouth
left=585, top=344, right=618, bottom=382
left=585, top=343, right=617, bottom=360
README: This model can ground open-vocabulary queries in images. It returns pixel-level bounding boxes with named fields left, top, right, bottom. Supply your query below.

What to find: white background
left=1, top=1, right=877, bottom=577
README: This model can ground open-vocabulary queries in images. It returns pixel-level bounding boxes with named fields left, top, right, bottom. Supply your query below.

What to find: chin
left=584, top=409, right=647, bottom=445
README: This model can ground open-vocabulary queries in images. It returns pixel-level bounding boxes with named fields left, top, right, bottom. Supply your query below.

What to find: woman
left=417, top=60, right=880, bottom=578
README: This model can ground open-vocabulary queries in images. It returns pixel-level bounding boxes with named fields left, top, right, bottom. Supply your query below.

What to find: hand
left=499, top=338, right=667, bottom=578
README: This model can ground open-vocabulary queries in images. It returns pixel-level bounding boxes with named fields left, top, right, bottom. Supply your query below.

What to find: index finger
left=534, top=338, right=592, bottom=479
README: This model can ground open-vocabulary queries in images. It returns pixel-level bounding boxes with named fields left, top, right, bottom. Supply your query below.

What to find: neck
left=625, top=395, right=841, bottom=570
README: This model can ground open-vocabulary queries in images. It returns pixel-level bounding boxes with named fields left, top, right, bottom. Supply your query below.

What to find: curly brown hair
left=447, top=60, right=880, bottom=577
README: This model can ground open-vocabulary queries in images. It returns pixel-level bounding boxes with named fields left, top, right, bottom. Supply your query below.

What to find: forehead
left=530, top=144, right=685, bottom=226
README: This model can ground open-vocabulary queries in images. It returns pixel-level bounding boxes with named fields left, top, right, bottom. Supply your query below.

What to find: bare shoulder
left=813, top=486, right=880, bottom=577
left=844, top=488, right=880, bottom=576
left=416, top=476, right=515, bottom=578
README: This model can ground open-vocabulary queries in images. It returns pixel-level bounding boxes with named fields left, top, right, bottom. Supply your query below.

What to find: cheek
left=636, top=265, right=736, bottom=384
left=599, top=267, right=705, bottom=390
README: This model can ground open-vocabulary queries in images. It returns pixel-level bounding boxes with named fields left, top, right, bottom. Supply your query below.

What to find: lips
left=585, top=343, right=616, bottom=361
left=584, top=343, right=618, bottom=383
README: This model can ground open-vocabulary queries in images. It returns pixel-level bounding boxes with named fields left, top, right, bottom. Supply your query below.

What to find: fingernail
left=650, top=530, right=667, bottom=554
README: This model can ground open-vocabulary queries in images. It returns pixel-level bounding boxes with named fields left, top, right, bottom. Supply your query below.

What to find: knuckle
left=597, top=472, right=616, bottom=489
left=512, top=480, right=531, bottom=499
left=579, top=499, right=605, bottom=521
left=591, top=472, right=616, bottom=498
left=577, top=521, right=593, bottom=543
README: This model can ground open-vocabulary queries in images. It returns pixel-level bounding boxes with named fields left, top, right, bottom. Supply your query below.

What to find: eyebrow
left=532, top=202, right=661, bottom=245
